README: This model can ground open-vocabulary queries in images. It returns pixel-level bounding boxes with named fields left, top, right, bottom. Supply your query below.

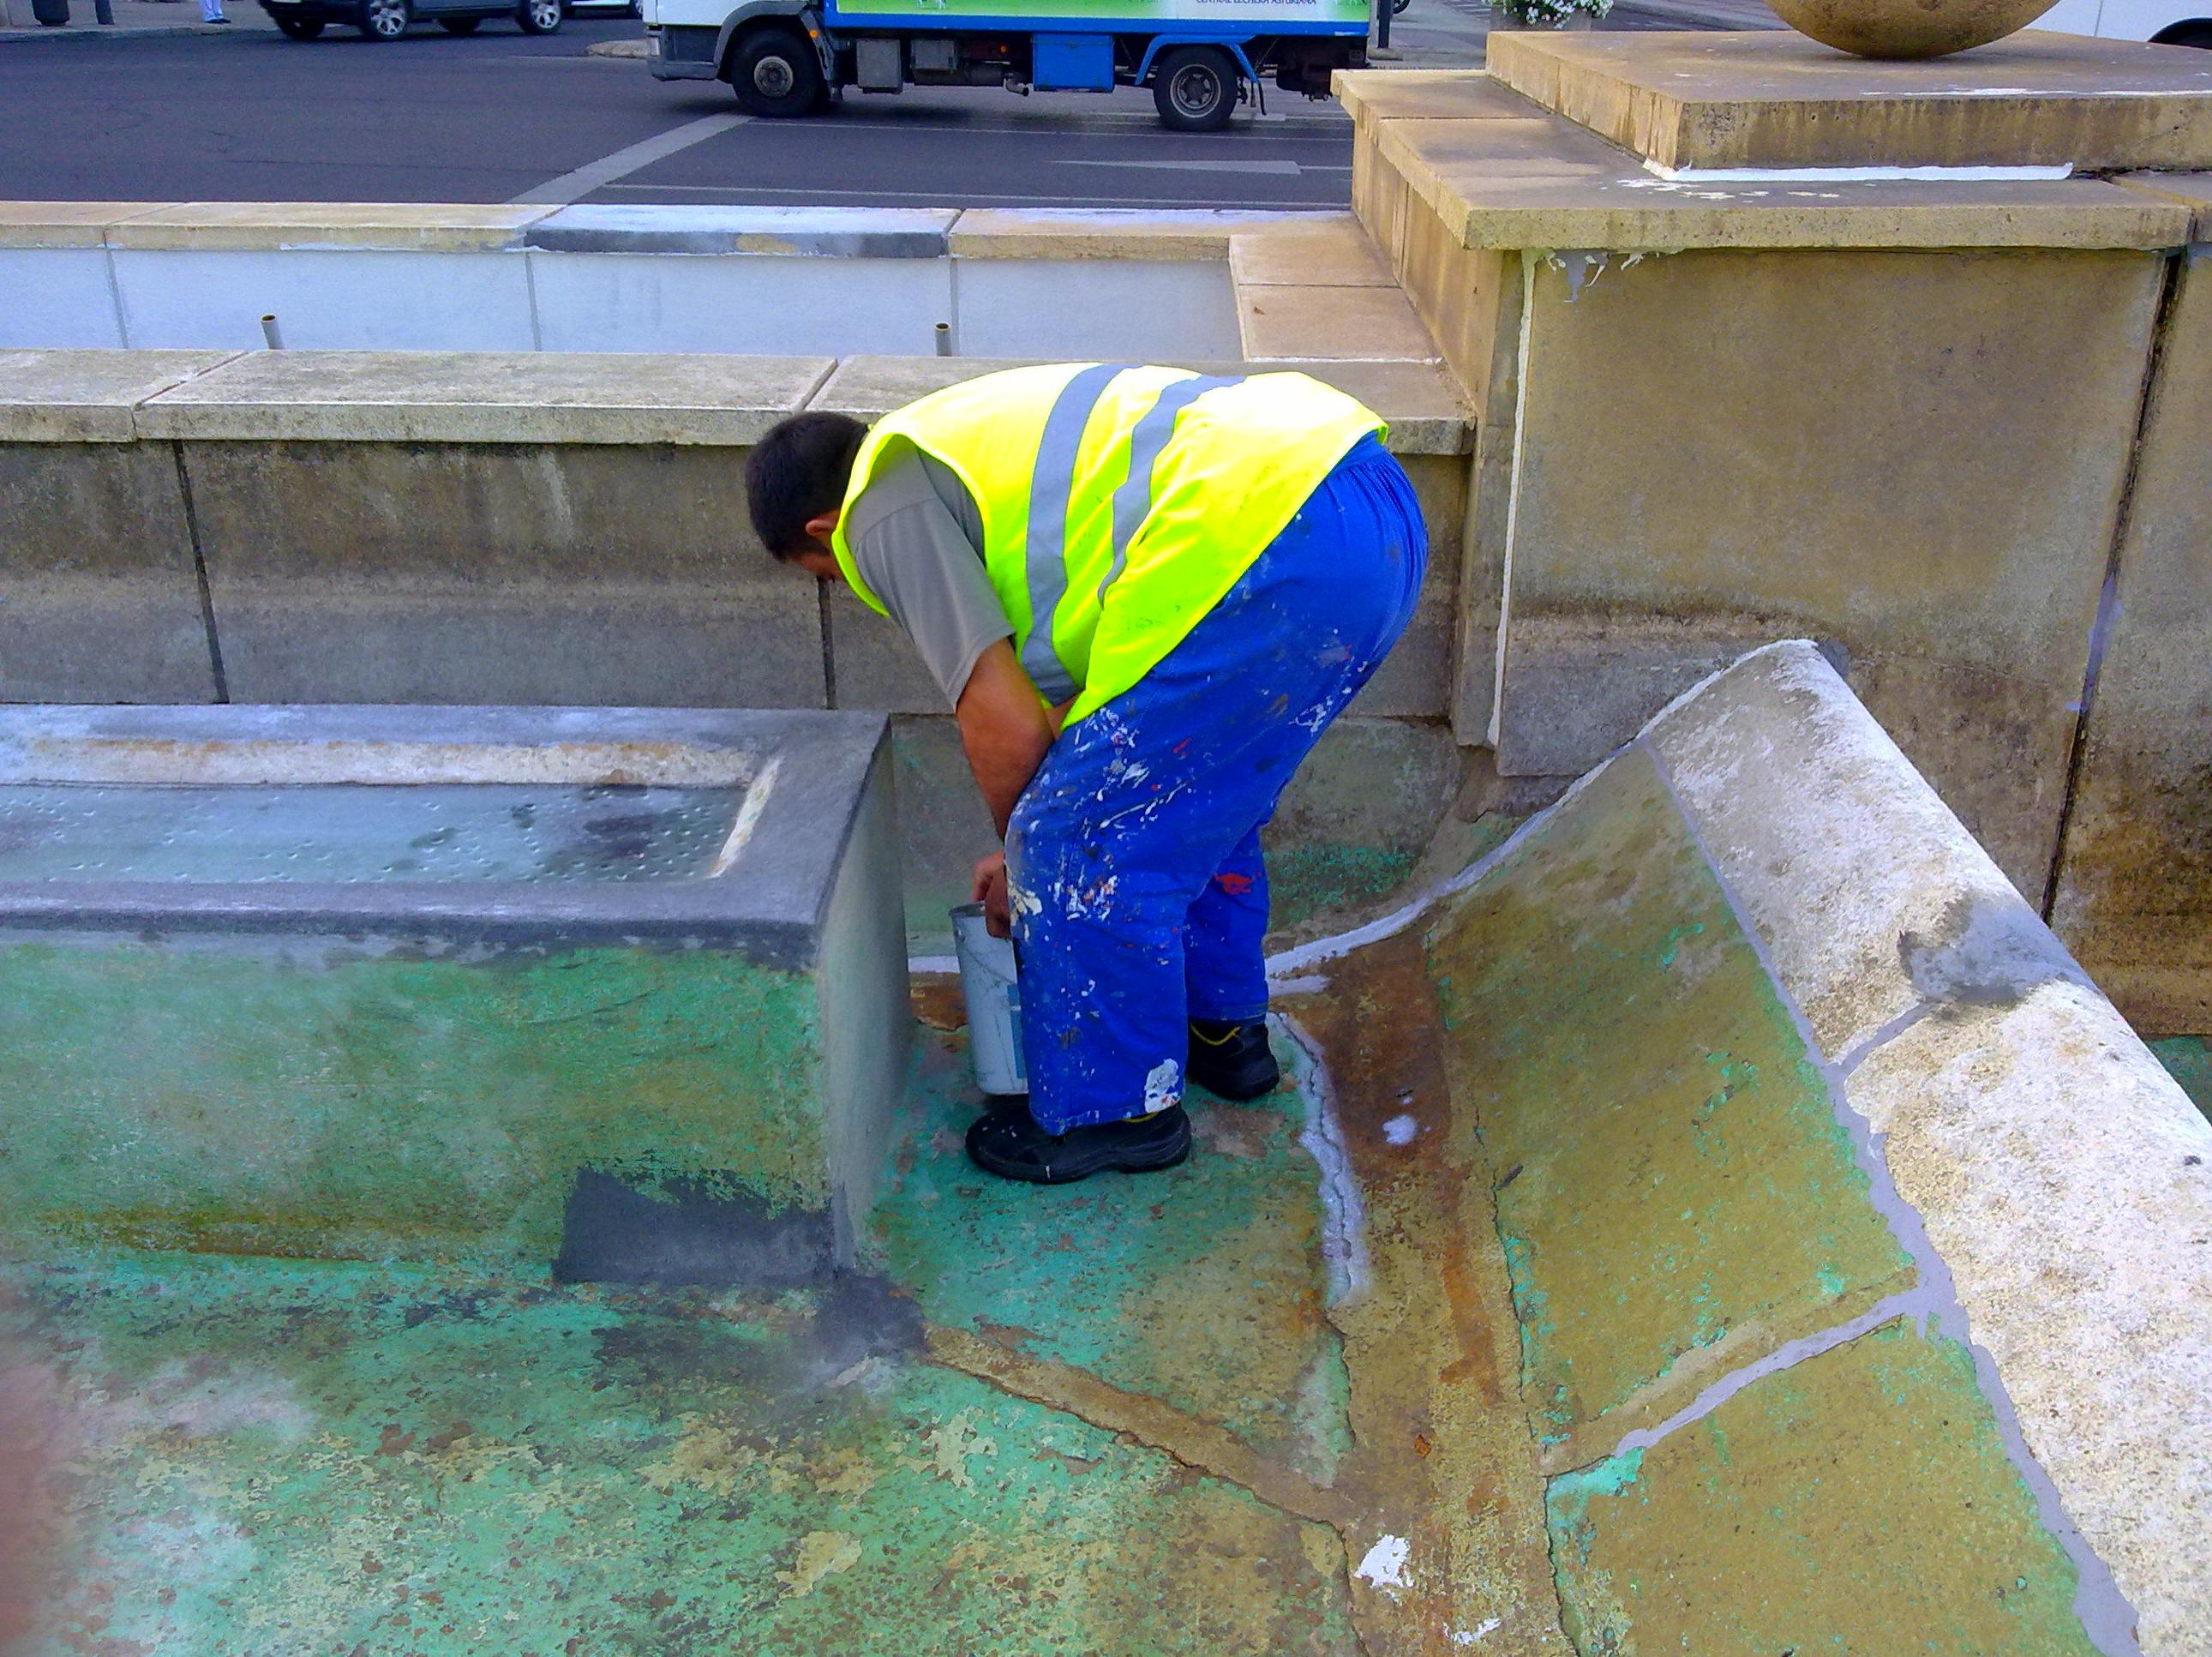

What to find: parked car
left=261, top=0, right=562, bottom=39
left=2034, top=0, right=2212, bottom=44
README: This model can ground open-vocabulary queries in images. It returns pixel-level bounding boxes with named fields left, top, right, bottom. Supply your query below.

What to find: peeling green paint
left=1544, top=1321, right=2100, bottom=1657
left=0, top=938, right=830, bottom=1266
left=2, top=1244, right=1355, bottom=1657
left=1425, top=749, right=1915, bottom=1451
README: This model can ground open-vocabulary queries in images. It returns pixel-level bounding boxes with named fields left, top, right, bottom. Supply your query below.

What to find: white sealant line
left=1642, top=735, right=2143, bottom=1657
left=509, top=112, right=752, bottom=208
left=1262, top=746, right=1622, bottom=983
left=1640, top=159, right=2075, bottom=184
left=705, top=754, right=780, bottom=879
left=1487, top=249, right=1538, bottom=752
left=1275, top=1011, right=1371, bottom=1306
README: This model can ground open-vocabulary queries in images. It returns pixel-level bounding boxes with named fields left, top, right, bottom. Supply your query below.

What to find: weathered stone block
left=1847, top=981, right=2212, bottom=1657
left=1646, top=643, right=2069, bottom=1061
left=1548, top=1321, right=2101, bottom=1656
left=0, top=441, right=217, bottom=704
left=1496, top=245, right=2164, bottom=899
left=1427, top=744, right=1913, bottom=1464
left=2051, top=247, right=2212, bottom=1035
left=181, top=440, right=826, bottom=708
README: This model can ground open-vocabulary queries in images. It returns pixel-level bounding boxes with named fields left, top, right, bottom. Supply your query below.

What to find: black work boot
left=965, top=1103, right=1190, bottom=1185
left=1186, top=1018, right=1280, bottom=1101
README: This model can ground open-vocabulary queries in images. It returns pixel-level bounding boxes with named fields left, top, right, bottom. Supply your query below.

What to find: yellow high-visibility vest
left=830, top=363, right=1386, bottom=727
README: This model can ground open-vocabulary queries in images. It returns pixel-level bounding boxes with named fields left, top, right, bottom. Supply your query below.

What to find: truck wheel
left=274, top=13, right=323, bottom=33
left=730, top=26, right=823, bottom=117
left=356, top=0, right=407, bottom=37
left=1153, top=45, right=1238, bottom=132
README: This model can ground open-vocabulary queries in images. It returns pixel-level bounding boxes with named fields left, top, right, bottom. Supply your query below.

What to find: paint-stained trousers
left=1005, top=434, right=1428, bottom=1134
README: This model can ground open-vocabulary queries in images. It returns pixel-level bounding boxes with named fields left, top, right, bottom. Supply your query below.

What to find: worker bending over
left=746, top=364, right=1426, bottom=1185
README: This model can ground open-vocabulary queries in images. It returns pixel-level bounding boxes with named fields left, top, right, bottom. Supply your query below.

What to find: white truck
left=2034, top=0, right=2212, bottom=43
left=642, top=0, right=1370, bottom=130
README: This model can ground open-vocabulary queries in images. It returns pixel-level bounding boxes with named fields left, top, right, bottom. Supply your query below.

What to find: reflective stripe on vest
left=1021, top=363, right=1130, bottom=705
left=830, top=363, right=1385, bottom=724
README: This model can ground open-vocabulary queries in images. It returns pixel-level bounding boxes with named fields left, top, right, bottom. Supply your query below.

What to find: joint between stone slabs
left=1638, top=732, right=2147, bottom=1657
left=919, top=1322, right=1358, bottom=1530
left=2044, top=243, right=2191, bottom=923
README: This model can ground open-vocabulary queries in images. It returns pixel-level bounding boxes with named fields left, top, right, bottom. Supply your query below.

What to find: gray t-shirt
left=844, top=446, right=1012, bottom=707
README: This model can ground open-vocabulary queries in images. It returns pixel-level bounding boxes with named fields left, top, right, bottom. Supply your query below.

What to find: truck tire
left=730, top=25, right=824, bottom=117
left=356, top=0, right=407, bottom=38
left=1153, top=45, right=1238, bottom=132
left=515, top=0, right=561, bottom=31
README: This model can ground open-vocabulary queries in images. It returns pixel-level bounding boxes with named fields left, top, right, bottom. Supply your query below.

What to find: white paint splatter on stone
left=1382, top=1113, right=1418, bottom=1145
left=1353, top=1534, right=1410, bottom=1592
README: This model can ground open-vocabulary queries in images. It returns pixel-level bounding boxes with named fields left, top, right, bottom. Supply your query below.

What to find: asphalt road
left=0, top=21, right=1363, bottom=207
left=0, top=5, right=1721, bottom=207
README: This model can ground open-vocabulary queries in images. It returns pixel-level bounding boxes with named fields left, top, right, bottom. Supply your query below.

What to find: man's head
left=746, top=411, right=866, bottom=582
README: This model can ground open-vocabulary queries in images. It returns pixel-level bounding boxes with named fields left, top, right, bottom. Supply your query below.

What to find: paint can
left=950, top=902, right=1027, bottom=1096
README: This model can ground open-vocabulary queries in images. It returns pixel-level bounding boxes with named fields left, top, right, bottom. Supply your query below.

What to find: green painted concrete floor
left=0, top=1031, right=1373, bottom=1657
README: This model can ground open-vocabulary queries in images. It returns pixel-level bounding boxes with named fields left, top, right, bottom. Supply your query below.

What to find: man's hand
left=973, top=850, right=1011, bottom=940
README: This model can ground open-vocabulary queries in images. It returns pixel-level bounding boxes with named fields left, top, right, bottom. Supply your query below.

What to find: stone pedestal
left=1341, top=32, right=2212, bottom=1030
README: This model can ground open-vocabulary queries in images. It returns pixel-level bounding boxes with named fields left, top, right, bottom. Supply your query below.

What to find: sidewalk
left=1374, top=0, right=1781, bottom=69
left=0, top=0, right=278, bottom=37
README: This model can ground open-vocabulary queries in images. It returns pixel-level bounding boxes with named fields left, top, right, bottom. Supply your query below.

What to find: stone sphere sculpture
left=1763, top=0, right=2053, bottom=57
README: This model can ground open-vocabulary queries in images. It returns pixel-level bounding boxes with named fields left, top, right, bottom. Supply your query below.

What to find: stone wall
left=0, top=335, right=1477, bottom=951
left=1339, top=59, right=2212, bottom=1033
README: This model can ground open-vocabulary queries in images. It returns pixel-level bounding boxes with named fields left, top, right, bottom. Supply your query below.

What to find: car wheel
left=273, top=13, right=324, bottom=33
left=356, top=0, right=406, bottom=37
left=516, top=0, right=560, bottom=29
left=1152, top=45, right=1238, bottom=132
left=729, top=25, right=822, bottom=117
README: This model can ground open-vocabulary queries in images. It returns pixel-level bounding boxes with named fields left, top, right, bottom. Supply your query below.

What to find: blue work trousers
left=1004, top=434, right=1427, bottom=1133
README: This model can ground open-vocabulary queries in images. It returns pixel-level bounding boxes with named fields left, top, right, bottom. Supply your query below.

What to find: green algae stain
left=1424, top=748, right=1915, bottom=1444
left=5, top=1248, right=1358, bottom=1657
left=1544, top=1320, right=2099, bottom=1657
left=0, top=938, right=828, bottom=1268
left=2150, top=1035, right=2212, bottom=1125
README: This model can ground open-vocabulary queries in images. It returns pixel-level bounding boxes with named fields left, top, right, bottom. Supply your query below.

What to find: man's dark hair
left=746, top=411, right=868, bottom=560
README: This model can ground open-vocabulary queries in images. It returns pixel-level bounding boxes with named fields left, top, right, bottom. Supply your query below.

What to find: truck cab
left=643, top=0, right=1369, bottom=129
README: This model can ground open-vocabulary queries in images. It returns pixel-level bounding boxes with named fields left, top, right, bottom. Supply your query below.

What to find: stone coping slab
left=107, top=201, right=558, bottom=253
left=523, top=204, right=958, bottom=258
left=0, top=348, right=241, bottom=442
left=1333, top=67, right=1550, bottom=129
left=1375, top=110, right=2197, bottom=250
left=1237, top=284, right=1441, bottom=363
left=1227, top=216, right=1396, bottom=287
left=0, top=201, right=167, bottom=249
left=807, top=354, right=1472, bottom=453
left=2117, top=169, right=2212, bottom=238
left=0, top=703, right=887, bottom=956
left=1487, top=28, right=2212, bottom=171
left=132, top=351, right=836, bottom=445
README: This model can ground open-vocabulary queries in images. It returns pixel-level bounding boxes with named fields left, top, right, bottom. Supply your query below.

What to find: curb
left=0, top=20, right=223, bottom=35
left=584, top=34, right=642, bottom=55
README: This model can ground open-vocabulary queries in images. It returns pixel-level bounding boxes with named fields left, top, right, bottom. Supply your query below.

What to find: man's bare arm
left=956, top=639, right=1059, bottom=837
